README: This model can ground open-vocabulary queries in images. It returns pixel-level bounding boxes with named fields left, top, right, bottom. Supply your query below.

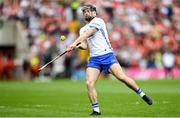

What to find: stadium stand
left=0, top=0, right=179, bottom=80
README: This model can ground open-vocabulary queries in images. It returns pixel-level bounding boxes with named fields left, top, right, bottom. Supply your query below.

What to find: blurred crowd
left=0, top=0, right=179, bottom=80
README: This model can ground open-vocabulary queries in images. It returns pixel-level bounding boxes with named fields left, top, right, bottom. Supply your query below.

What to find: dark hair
left=81, top=4, right=97, bottom=13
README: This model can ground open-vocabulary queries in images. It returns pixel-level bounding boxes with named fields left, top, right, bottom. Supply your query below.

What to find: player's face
left=82, top=9, right=95, bottom=22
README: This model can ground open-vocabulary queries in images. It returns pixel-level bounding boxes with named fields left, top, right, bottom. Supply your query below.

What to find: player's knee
left=86, top=80, right=95, bottom=88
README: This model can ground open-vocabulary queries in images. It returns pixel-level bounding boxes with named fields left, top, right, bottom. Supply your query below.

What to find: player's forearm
left=73, top=28, right=96, bottom=46
left=77, top=41, right=88, bottom=50
left=66, top=28, right=96, bottom=52
left=73, top=34, right=88, bottom=46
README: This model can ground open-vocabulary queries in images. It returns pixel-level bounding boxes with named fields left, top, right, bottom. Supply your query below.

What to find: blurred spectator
left=0, top=52, right=15, bottom=80
left=162, top=49, right=175, bottom=78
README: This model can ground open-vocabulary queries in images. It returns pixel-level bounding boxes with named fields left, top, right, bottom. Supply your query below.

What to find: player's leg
left=86, top=67, right=101, bottom=115
left=109, top=63, right=153, bottom=105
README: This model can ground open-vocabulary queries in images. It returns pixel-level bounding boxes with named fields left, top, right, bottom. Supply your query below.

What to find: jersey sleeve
left=79, top=27, right=84, bottom=35
left=89, top=18, right=103, bottom=31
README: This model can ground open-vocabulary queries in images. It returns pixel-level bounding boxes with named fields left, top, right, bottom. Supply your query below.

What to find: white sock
left=139, top=92, right=145, bottom=97
left=136, top=88, right=145, bottom=97
left=92, top=102, right=100, bottom=113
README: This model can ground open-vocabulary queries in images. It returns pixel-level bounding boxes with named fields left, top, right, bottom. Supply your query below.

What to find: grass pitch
left=0, top=79, right=180, bottom=117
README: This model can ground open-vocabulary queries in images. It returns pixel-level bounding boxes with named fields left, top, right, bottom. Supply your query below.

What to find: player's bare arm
left=66, top=28, right=97, bottom=52
left=76, top=41, right=88, bottom=50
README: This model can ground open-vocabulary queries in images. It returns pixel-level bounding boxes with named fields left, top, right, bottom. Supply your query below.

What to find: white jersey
left=80, top=17, right=113, bottom=57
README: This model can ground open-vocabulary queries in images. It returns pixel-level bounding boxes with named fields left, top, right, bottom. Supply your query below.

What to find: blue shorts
left=87, top=52, right=118, bottom=74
